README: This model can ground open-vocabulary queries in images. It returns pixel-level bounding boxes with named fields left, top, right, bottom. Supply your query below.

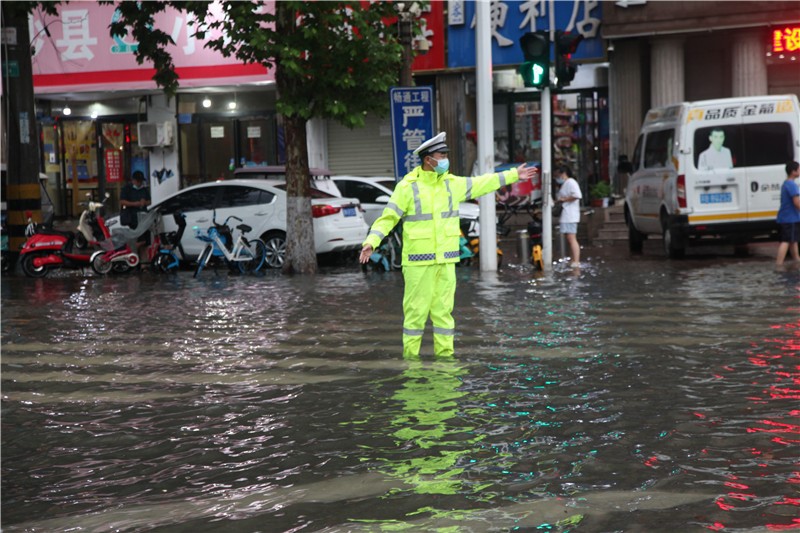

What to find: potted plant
left=589, top=181, right=612, bottom=207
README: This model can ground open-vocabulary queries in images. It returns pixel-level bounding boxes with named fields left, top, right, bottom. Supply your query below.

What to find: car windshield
left=271, top=184, right=335, bottom=198
left=376, top=179, right=396, bottom=191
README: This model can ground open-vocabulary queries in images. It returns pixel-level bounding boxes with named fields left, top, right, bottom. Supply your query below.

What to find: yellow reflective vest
left=363, top=166, right=521, bottom=266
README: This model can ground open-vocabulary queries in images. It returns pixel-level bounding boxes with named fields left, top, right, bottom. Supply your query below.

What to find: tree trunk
left=281, top=114, right=317, bottom=274
left=275, top=1, right=316, bottom=275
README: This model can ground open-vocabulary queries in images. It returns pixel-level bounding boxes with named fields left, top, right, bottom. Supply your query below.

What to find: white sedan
left=132, top=180, right=368, bottom=268
left=331, top=176, right=480, bottom=226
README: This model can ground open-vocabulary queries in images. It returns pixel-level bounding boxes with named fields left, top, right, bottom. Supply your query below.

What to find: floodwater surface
left=2, top=254, right=799, bottom=532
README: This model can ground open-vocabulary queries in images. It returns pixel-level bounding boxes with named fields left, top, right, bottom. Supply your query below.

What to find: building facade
left=602, top=1, right=800, bottom=192
left=14, top=1, right=798, bottom=220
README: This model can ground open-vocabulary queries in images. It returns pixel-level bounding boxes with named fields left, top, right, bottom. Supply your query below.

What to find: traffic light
left=518, top=31, right=550, bottom=88
left=554, top=30, right=583, bottom=88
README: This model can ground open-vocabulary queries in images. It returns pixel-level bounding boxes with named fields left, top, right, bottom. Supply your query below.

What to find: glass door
left=62, top=120, right=98, bottom=216
left=238, top=118, right=276, bottom=167
left=202, top=120, right=237, bottom=180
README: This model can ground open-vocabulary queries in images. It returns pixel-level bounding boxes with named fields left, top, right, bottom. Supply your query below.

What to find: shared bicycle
left=193, top=211, right=267, bottom=277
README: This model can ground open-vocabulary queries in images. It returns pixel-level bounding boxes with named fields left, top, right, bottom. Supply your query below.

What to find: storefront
left=444, top=0, right=609, bottom=196
left=29, top=3, right=274, bottom=218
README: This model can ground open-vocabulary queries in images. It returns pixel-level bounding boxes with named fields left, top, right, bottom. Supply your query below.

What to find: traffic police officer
left=359, top=132, right=536, bottom=357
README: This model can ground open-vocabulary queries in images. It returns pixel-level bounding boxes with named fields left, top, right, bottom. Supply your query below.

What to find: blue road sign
left=390, top=87, right=435, bottom=180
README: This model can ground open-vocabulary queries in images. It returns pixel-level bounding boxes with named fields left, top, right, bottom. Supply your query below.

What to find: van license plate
left=700, top=192, right=732, bottom=204
left=343, top=206, right=356, bottom=217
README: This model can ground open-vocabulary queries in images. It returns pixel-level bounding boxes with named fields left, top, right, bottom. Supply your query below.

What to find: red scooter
left=19, top=195, right=111, bottom=278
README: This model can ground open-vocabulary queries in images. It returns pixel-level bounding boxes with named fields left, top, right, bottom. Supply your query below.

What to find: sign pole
left=541, top=86, right=553, bottom=271
left=476, top=0, right=497, bottom=272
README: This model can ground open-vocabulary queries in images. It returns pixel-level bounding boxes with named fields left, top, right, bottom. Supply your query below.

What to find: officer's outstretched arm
left=361, top=188, right=407, bottom=255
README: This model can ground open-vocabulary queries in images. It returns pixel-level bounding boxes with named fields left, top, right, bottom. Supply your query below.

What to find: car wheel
left=628, top=222, right=645, bottom=253
left=662, top=219, right=685, bottom=259
left=261, top=231, right=286, bottom=269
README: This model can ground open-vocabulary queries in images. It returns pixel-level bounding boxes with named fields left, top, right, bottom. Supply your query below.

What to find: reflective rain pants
left=401, top=263, right=456, bottom=357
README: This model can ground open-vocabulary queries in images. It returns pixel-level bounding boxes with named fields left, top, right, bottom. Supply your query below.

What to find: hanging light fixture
left=90, top=104, right=99, bottom=119
left=202, top=97, right=212, bottom=108
left=228, top=92, right=238, bottom=110
left=62, top=102, right=72, bottom=116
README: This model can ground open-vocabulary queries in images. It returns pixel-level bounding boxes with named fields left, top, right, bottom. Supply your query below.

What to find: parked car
left=108, top=180, right=368, bottom=268
left=332, top=176, right=480, bottom=226
left=233, top=165, right=342, bottom=197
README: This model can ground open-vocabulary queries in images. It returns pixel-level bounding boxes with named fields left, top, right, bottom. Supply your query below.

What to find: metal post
left=476, top=1, right=497, bottom=272
left=541, top=87, right=552, bottom=271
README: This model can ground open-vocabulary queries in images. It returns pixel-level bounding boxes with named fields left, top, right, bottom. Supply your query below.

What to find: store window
left=177, top=92, right=278, bottom=187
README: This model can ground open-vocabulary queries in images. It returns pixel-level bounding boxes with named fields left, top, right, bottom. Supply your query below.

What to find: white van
left=624, top=95, right=800, bottom=257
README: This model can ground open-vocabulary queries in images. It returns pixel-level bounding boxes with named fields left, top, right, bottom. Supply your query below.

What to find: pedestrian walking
left=776, top=160, right=800, bottom=266
left=359, top=132, right=536, bottom=357
left=555, top=165, right=582, bottom=267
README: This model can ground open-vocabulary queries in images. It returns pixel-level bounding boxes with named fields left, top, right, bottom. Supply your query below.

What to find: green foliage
left=590, top=180, right=612, bottom=199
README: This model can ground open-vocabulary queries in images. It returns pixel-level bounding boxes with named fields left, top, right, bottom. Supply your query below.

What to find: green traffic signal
left=519, top=61, right=547, bottom=87
left=518, top=31, right=550, bottom=88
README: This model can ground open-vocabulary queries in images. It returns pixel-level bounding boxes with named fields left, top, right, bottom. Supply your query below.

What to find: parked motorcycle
left=19, top=195, right=111, bottom=278
left=458, top=217, right=504, bottom=267
left=75, top=193, right=110, bottom=249
left=90, top=209, right=160, bottom=275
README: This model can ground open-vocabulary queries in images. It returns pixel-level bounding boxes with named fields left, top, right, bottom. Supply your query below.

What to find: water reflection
left=2, top=260, right=800, bottom=531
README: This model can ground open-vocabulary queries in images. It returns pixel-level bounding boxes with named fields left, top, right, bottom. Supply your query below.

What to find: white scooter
left=74, top=193, right=110, bottom=249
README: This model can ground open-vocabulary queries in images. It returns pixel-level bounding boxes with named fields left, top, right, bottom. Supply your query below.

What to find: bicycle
left=149, top=211, right=187, bottom=273
left=193, top=211, right=267, bottom=278
left=361, top=224, right=403, bottom=272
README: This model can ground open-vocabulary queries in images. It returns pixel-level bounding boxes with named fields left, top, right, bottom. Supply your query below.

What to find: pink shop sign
left=29, top=2, right=275, bottom=93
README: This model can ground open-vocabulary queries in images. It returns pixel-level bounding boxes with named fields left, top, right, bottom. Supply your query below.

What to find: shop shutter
left=327, top=115, right=395, bottom=177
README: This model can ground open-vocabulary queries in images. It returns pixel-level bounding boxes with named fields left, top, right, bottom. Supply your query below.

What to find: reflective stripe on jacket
left=363, top=166, right=520, bottom=266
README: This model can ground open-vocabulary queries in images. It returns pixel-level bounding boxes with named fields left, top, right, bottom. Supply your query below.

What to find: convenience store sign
left=447, top=0, right=605, bottom=68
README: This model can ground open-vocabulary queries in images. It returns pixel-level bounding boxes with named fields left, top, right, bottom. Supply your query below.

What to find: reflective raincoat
left=363, top=166, right=521, bottom=356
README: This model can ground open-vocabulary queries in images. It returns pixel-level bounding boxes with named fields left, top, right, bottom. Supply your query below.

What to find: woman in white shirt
left=555, top=165, right=583, bottom=267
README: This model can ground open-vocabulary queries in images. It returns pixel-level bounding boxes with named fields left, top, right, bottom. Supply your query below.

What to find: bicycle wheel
left=153, top=253, right=174, bottom=273
left=238, top=239, right=267, bottom=274
left=193, top=245, right=213, bottom=278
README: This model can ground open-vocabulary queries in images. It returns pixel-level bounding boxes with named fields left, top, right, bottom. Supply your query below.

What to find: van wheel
left=662, top=224, right=685, bottom=259
left=628, top=223, right=645, bottom=253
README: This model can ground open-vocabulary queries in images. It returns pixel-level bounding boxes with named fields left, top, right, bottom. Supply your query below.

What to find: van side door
left=740, top=98, right=798, bottom=222
left=629, top=128, right=675, bottom=234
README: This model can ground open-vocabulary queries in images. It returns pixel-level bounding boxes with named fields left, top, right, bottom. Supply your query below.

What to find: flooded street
left=2, top=249, right=799, bottom=532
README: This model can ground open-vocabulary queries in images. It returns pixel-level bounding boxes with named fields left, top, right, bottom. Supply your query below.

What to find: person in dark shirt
left=120, top=170, right=152, bottom=265
left=120, top=171, right=151, bottom=229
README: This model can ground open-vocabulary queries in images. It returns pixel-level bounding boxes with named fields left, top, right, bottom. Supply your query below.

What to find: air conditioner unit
left=137, top=122, right=174, bottom=148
